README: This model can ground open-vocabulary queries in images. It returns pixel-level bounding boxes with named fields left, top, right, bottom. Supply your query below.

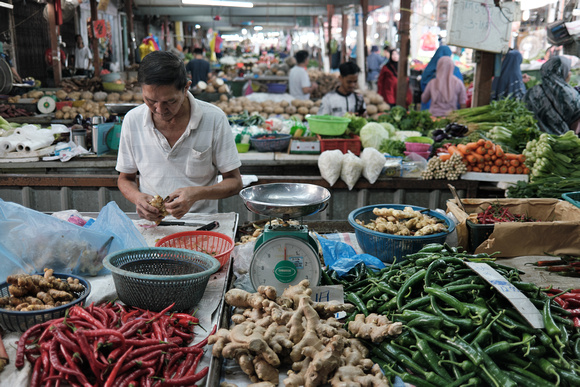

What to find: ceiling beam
left=134, top=5, right=327, bottom=17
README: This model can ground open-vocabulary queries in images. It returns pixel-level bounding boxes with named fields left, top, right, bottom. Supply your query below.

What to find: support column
left=361, top=0, right=368, bottom=72
left=472, top=51, right=494, bottom=107
left=90, top=0, right=101, bottom=77
left=47, top=0, right=61, bottom=86
left=396, top=0, right=412, bottom=107
left=125, top=0, right=135, bottom=65
left=341, top=8, right=348, bottom=64
left=327, top=5, right=334, bottom=69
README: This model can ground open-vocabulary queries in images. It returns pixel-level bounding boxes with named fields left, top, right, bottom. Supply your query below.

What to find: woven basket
left=250, top=133, right=292, bottom=152
left=155, top=231, right=234, bottom=269
left=103, top=247, right=220, bottom=312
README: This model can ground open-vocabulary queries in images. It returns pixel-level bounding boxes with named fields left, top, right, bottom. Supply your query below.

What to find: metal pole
left=125, top=0, right=135, bottom=65
left=47, top=0, right=62, bottom=86
left=90, top=0, right=101, bottom=77
left=396, top=0, right=411, bottom=107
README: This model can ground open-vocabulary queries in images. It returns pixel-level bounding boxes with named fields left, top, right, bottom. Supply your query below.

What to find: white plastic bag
left=360, top=147, right=386, bottom=184
left=340, top=151, right=364, bottom=190
left=318, top=149, right=344, bottom=186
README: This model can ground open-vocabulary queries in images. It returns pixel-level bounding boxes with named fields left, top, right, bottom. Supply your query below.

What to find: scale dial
left=250, top=236, right=321, bottom=295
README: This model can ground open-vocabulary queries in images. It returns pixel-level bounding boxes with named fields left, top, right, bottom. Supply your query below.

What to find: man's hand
left=135, top=193, right=165, bottom=223
left=164, top=187, right=202, bottom=219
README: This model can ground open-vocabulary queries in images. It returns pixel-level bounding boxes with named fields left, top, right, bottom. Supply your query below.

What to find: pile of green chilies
left=323, top=243, right=580, bottom=387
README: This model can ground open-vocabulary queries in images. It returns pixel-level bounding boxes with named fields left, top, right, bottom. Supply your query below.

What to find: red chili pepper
left=553, top=296, right=569, bottom=309
left=534, top=260, right=569, bottom=266
left=556, top=293, right=580, bottom=300
left=164, top=352, right=184, bottom=379
left=69, top=306, right=106, bottom=330
left=184, top=350, right=204, bottom=377
left=546, top=266, right=575, bottom=272
left=49, top=341, right=92, bottom=387
left=121, top=310, right=141, bottom=324
left=160, top=366, right=209, bottom=385
left=82, top=328, right=127, bottom=347
left=125, top=343, right=177, bottom=362
left=168, top=346, right=203, bottom=354
left=119, top=349, right=163, bottom=374
left=574, top=317, right=580, bottom=328
left=104, top=345, right=134, bottom=387
left=16, top=320, right=58, bottom=368
left=117, top=367, right=154, bottom=387
left=30, top=351, right=43, bottom=387
left=171, top=313, right=200, bottom=323
left=192, top=324, right=217, bottom=349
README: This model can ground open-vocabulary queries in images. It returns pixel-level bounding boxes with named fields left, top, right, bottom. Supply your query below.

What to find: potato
left=212, top=78, right=225, bottom=87
left=106, top=93, right=120, bottom=102
left=291, top=99, right=302, bottom=107
left=280, top=100, right=289, bottom=108
left=120, top=92, right=134, bottom=102
left=297, top=106, right=309, bottom=115
left=81, top=91, right=93, bottom=100
left=274, top=106, right=284, bottom=114
left=56, top=89, right=67, bottom=100
left=366, top=105, right=378, bottom=115
left=61, top=105, right=72, bottom=113
left=219, top=94, right=229, bottom=102
left=303, top=100, right=314, bottom=108
left=206, top=85, right=216, bottom=93
left=377, top=103, right=390, bottom=112
left=133, top=92, right=143, bottom=102
left=285, top=106, right=297, bottom=114
left=309, top=106, right=319, bottom=115
left=276, top=70, right=286, bottom=76
left=263, top=106, right=274, bottom=114
left=314, top=100, right=322, bottom=106
left=68, top=91, right=81, bottom=101
left=54, top=110, right=64, bottom=119
left=370, top=95, right=384, bottom=105
left=93, top=92, right=108, bottom=102
left=218, top=85, right=229, bottom=94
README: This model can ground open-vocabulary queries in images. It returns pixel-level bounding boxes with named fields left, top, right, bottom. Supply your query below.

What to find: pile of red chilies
left=545, top=288, right=580, bottom=327
left=476, top=205, right=537, bottom=224
left=15, top=301, right=215, bottom=387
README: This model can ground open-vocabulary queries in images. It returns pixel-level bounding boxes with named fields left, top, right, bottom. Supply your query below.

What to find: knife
left=158, top=220, right=220, bottom=231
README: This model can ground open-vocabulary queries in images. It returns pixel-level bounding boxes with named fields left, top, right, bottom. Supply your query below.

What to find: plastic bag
left=402, top=152, right=428, bottom=178
left=340, top=151, right=364, bottom=190
left=318, top=149, right=344, bottom=186
left=360, top=148, right=386, bottom=184
left=316, top=235, right=385, bottom=276
left=0, top=200, right=147, bottom=279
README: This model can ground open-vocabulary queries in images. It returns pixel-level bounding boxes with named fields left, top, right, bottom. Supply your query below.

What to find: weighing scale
left=239, top=183, right=331, bottom=294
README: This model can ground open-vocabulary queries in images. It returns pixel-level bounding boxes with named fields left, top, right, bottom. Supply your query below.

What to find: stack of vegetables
left=444, top=139, right=528, bottom=174
left=324, top=244, right=580, bottom=387
left=448, top=98, right=540, bottom=154
left=508, top=131, right=580, bottom=198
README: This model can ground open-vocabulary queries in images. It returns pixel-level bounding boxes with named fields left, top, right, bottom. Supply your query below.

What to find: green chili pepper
left=557, top=369, right=580, bottom=385
left=419, top=243, right=445, bottom=253
left=365, top=299, right=378, bottom=312
left=406, top=316, right=444, bottom=330
left=320, top=269, right=334, bottom=285
left=411, top=329, right=453, bottom=381
left=473, top=341, right=518, bottom=387
left=395, top=268, right=427, bottom=309
left=345, top=292, right=368, bottom=316
left=527, top=354, right=561, bottom=385
left=425, top=286, right=469, bottom=316
left=448, top=372, right=478, bottom=387
left=400, top=295, right=431, bottom=311
left=506, top=369, right=552, bottom=387
left=429, top=295, right=474, bottom=331
left=410, top=327, right=462, bottom=356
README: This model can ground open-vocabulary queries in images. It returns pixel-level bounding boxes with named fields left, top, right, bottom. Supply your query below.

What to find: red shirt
left=45, top=48, right=66, bottom=66
left=377, top=65, right=412, bottom=107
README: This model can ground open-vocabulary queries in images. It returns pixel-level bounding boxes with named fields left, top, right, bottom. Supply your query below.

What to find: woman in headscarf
left=524, top=56, right=580, bottom=135
left=420, top=45, right=463, bottom=110
left=421, top=56, right=467, bottom=117
left=377, top=48, right=412, bottom=107
left=491, top=50, right=526, bottom=100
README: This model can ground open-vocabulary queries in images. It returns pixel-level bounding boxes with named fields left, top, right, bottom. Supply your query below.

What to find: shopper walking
left=185, top=47, right=211, bottom=85
left=377, top=48, right=411, bottom=107
left=421, top=56, right=467, bottom=117
left=366, top=45, right=384, bottom=91
left=420, top=45, right=463, bottom=110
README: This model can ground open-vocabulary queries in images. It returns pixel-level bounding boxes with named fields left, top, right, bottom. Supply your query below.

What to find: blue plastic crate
left=348, top=204, right=455, bottom=264
left=562, top=192, right=580, bottom=208
left=267, top=83, right=287, bottom=93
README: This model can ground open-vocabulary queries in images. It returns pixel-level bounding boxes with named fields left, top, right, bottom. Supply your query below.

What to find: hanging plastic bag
left=316, top=235, right=385, bottom=276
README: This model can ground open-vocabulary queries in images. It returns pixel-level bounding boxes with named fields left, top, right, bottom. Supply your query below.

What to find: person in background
left=116, top=51, right=242, bottom=221
left=318, top=62, right=366, bottom=117
left=0, top=42, right=22, bottom=83
left=382, top=45, right=391, bottom=62
left=524, top=56, right=580, bottom=135
left=288, top=50, right=317, bottom=100
left=185, top=47, right=211, bottom=85
left=420, top=45, right=463, bottom=110
left=491, top=50, right=526, bottom=101
left=366, top=45, right=384, bottom=91
left=73, top=35, right=92, bottom=76
left=421, top=56, right=467, bottom=117
left=377, top=48, right=412, bottom=107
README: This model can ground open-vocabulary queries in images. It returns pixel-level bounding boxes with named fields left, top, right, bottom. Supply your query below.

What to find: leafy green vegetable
left=379, top=139, right=406, bottom=157
left=508, top=176, right=580, bottom=199
left=379, top=122, right=397, bottom=137
left=360, top=122, right=391, bottom=149
left=344, top=113, right=367, bottom=136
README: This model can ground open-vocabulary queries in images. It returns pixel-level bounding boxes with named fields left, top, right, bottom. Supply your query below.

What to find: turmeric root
left=8, top=285, right=28, bottom=298
left=47, top=288, right=73, bottom=301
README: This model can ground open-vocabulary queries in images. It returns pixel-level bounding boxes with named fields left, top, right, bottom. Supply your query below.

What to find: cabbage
left=392, top=130, right=422, bottom=142
left=360, top=122, right=391, bottom=149
left=380, top=122, right=397, bottom=137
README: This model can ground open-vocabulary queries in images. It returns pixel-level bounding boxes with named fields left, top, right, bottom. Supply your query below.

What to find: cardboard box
left=288, top=137, right=320, bottom=154
left=447, top=198, right=580, bottom=257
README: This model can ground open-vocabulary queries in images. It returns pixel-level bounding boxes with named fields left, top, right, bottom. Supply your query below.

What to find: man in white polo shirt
left=116, top=51, right=242, bottom=222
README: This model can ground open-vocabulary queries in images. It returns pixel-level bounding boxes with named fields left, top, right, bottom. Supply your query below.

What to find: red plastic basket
left=155, top=231, right=234, bottom=269
left=316, top=134, right=361, bottom=156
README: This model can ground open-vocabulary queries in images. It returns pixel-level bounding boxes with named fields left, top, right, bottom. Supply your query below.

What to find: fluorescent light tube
left=182, top=0, right=253, bottom=7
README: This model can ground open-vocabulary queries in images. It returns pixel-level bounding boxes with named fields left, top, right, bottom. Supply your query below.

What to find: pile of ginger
left=0, top=268, right=85, bottom=311
left=209, top=280, right=396, bottom=387
left=356, top=206, right=447, bottom=236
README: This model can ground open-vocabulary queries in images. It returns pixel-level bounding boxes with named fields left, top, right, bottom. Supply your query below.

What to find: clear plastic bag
left=0, top=200, right=147, bottom=278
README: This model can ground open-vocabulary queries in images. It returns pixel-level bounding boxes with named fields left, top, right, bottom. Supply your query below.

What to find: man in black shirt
left=185, top=47, right=211, bottom=85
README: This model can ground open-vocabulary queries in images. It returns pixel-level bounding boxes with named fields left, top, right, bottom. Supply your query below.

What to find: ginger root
left=209, top=280, right=391, bottom=387
left=149, top=195, right=169, bottom=224
left=348, top=314, right=403, bottom=343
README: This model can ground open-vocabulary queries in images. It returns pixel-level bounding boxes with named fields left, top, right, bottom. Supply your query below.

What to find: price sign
left=93, top=20, right=106, bottom=39
left=465, top=262, right=544, bottom=329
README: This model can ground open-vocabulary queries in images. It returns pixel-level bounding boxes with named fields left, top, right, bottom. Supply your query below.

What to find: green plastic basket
left=306, top=115, right=351, bottom=136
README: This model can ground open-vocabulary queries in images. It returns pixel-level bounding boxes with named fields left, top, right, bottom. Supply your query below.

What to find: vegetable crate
left=562, top=191, right=580, bottom=209
left=267, top=83, right=287, bottom=93
left=348, top=204, right=455, bottom=264
left=317, top=134, right=361, bottom=156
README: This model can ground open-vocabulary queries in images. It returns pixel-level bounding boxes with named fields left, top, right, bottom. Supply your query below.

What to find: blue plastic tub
left=250, top=133, right=292, bottom=152
left=267, top=83, right=287, bottom=93
left=348, top=204, right=455, bottom=264
left=562, top=192, right=580, bottom=208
